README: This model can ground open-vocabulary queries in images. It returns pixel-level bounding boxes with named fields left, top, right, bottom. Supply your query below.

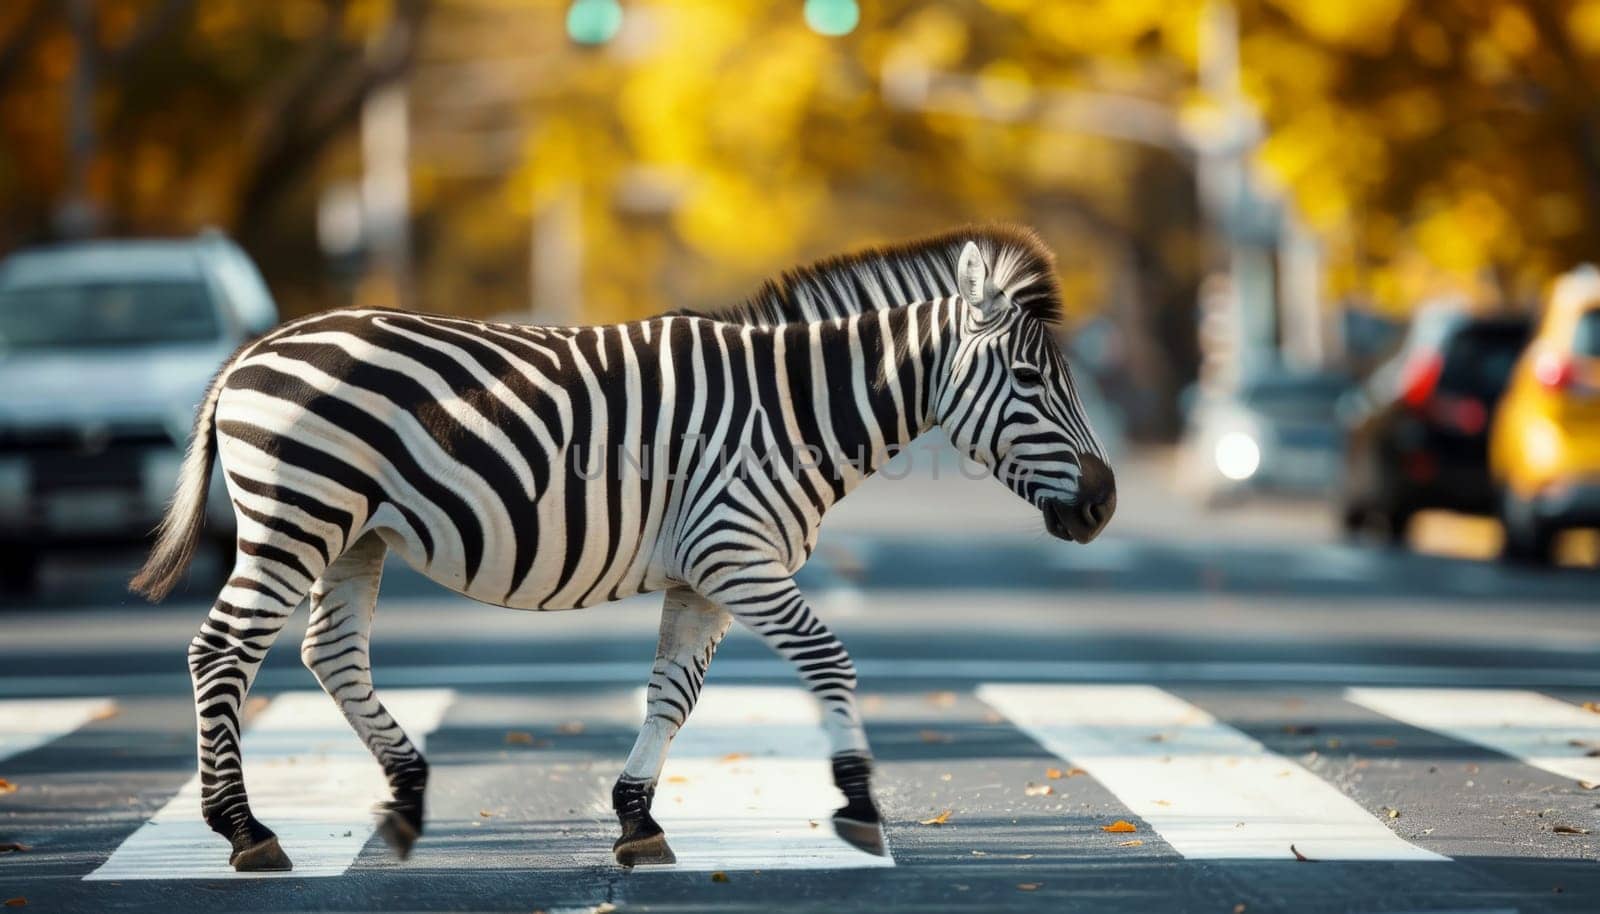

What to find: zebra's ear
left=957, top=241, right=991, bottom=311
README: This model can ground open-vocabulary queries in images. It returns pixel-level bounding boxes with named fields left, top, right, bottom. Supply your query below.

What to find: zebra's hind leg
left=188, top=544, right=323, bottom=871
left=300, top=532, right=428, bottom=861
left=696, top=569, right=885, bottom=856
left=612, top=586, right=732, bottom=866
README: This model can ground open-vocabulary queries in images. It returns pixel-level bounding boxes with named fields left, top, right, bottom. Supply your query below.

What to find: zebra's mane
left=692, top=225, right=1061, bottom=328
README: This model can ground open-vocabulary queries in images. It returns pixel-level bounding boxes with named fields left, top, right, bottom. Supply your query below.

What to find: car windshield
left=1575, top=309, right=1600, bottom=357
left=1439, top=323, right=1528, bottom=397
left=0, top=280, right=219, bottom=349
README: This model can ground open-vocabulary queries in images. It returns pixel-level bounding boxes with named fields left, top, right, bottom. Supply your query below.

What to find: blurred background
left=0, top=0, right=1598, bottom=600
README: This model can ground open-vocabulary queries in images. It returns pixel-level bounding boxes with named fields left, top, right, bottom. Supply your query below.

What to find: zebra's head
left=937, top=241, right=1116, bottom=544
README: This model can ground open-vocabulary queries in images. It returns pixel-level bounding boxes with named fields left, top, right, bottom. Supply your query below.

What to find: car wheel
left=1337, top=501, right=1367, bottom=540
left=0, top=549, right=40, bottom=596
left=1500, top=493, right=1555, bottom=566
left=1380, top=504, right=1413, bottom=547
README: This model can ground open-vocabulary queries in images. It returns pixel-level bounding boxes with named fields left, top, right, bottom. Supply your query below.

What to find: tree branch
left=103, top=0, right=197, bottom=74
left=235, top=0, right=429, bottom=237
left=0, top=0, right=55, bottom=90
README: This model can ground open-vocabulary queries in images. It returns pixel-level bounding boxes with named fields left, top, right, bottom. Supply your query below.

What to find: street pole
left=59, top=0, right=100, bottom=239
left=361, top=82, right=414, bottom=310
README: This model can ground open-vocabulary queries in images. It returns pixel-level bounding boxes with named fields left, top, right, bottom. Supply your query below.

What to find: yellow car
left=1490, top=266, right=1600, bottom=563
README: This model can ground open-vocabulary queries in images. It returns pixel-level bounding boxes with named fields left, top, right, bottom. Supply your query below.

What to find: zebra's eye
left=1011, top=365, right=1044, bottom=386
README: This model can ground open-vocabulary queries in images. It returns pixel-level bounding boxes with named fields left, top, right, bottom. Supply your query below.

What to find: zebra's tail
left=129, top=359, right=231, bottom=602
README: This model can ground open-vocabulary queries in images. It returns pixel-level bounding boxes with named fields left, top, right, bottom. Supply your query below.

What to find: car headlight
left=1214, top=430, right=1262, bottom=481
left=141, top=449, right=185, bottom=504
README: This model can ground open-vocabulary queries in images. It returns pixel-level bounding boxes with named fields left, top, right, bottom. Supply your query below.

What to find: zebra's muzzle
left=1043, top=455, right=1116, bottom=544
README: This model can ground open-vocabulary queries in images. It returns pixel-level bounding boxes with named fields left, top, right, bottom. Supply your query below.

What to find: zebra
left=130, top=225, right=1116, bottom=871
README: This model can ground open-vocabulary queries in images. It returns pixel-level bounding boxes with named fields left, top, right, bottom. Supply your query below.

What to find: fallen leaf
left=1101, top=820, right=1138, bottom=833
left=478, top=809, right=494, bottom=818
left=1290, top=844, right=1315, bottom=862
left=91, top=705, right=121, bottom=721
left=919, top=729, right=952, bottom=744
left=1016, top=883, right=1041, bottom=892
left=1370, top=737, right=1399, bottom=749
left=719, top=752, right=748, bottom=763
left=1023, top=783, right=1053, bottom=797
left=710, top=871, right=729, bottom=883
left=1153, top=800, right=1172, bottom=807
left=0, top=844, right=29, bottom=854
left=1066, top=767, right=1087, bottom=777
left=926, top=691, right=957, bottom=708
left=1582, top=702, right=1600, bottom=714
left=504, top=731, right=535, bottom=745
left=665, top=775, right=689, bottom=784
left=0, top=779, right=14, bottom=795
left=1553, top=824, right=1590, bottom=835
left=1579, top=779, right=1600, bottom=791
left=1147, top=733, right=1167, bottom=743
left=3, top=900, right=23, bottom=909
left=1045, top=768, right=1063, bottom=780
left=1117, top=839, right=1144, bottom=847
left=919, top=810, right=952, bottom=826
left=557, top=721, right=586, bottom=735
left=1386, top=808, right=1400, bottom=819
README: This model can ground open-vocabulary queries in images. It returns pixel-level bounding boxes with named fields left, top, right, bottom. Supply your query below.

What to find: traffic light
left=803, top=0, right=858, bottom=36
left=567, top=0, right=623, bottom=46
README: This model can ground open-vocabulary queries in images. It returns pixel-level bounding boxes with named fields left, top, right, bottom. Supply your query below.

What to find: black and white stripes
left=130, top=225, right=1114, bottom=870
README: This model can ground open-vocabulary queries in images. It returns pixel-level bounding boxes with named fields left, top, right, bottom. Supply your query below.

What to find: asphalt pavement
left=2, top=449, right=1598, bottom=913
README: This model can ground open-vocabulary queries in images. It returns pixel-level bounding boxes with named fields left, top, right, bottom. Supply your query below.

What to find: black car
left=1338, top=309, right=1531, bottom=543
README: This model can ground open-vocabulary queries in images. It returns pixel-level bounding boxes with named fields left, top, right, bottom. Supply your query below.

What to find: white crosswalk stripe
left=1346, top=687, right=1600, bottom=786
left=0, top=697, right=115, bottom=762
left=976, top=683, right=1446, bottom=861
left=86, top=689, right=454, bottom=880
left=644, top=686, right=894, bottom=871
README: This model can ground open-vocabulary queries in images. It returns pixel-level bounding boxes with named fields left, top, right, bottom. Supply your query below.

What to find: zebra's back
left=213, top=308, right=757, bottom=611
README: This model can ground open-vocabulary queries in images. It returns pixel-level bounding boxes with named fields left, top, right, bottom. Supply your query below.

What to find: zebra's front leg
left=613, top=586, right=732, bottom=866
left=697, top=569, right=885, bottom=856
left=300, top=533, right=430, bottom=861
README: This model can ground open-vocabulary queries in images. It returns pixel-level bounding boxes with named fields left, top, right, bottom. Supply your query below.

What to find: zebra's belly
left=375, top=526, right=671, bottom=612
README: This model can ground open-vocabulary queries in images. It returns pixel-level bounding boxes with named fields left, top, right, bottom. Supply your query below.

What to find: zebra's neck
left=773, top=298, right=958, bottom=507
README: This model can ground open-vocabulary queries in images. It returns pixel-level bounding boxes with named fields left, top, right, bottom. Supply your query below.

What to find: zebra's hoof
left=832, top=815, right=887, bottom=857
left=614, top=831, right=676, bottom=867
left=230, top=835, right=293, bottom=872
left=377, top=807, right=421, bottom=860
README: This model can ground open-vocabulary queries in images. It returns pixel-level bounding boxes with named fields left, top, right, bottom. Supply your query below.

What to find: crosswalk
left=2, top=682, right=1598, bottom=882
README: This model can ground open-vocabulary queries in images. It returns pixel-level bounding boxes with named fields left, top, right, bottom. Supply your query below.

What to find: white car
left=0, top=233, right=278, bottom=593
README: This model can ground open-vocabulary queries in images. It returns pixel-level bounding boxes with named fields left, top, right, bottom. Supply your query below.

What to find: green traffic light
left=567, top=0, right=623, bottom=46
left=804, top=0, right=858, bottom=37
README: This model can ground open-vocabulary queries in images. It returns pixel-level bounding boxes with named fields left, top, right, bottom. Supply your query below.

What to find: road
left=2, top=448, right=1599, bottom=913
